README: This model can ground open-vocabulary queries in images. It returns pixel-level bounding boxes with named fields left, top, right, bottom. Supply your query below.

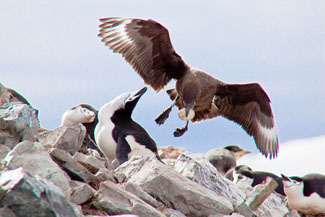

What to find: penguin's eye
left=124, top=94, right=131, bottom=102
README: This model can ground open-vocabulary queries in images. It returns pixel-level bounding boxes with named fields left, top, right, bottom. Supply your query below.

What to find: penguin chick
left=61, top=104, right=102, bottom=153
left=94, top=87, right=161, bottom=165
left=204, top=145, right=251, bottom=175
left=61, top=104, right=96, bottom=126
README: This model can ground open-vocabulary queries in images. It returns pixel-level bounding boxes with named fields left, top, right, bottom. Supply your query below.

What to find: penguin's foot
left=155, top=106, right=172, bottom=125
left=173, top=121, right=189, bottom=137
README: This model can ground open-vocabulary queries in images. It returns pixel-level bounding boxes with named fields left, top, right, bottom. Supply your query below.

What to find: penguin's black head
left=281, top=174, right=303, bottom=187
left=123, top=87, right=147, bottom=116
left=98, top=87, right=148, bottom=122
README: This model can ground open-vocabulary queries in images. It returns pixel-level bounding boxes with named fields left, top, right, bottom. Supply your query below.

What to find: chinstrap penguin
left=94, top=87, right=162, bottom=165
left=282, top=173, right=325, bottom=215
left=231, top=165, right=285, bottom=196
left=203, top=145, right=251, bottom=176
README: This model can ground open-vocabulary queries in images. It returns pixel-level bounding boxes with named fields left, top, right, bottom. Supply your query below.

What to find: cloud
left=238, top=135, right=325, bottom=177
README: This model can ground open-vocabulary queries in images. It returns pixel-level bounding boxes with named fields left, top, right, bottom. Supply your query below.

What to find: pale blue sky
left=1, top=0, right=324, bottom=155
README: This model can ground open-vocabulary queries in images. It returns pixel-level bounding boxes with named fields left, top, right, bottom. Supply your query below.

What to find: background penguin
left=282, top=173, right=325, bottom=215
left=203, top=145, right=251, bottom=176
left=231, top=165, right=285, bottom=196
left=94, top=86, right=162, bottom=165
left=61, top=104, right=102, bottom=154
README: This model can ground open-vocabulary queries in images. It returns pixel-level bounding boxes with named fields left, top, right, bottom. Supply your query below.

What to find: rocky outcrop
left=0, top=103, right=39, bottom=149
left=4, top=141, right=71, bottom=197
left=0, top=167, right=82, bottom=217
left=0, top=86, right=298, bottom=217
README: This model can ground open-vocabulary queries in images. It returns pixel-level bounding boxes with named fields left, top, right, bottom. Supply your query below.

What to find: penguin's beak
left=281, top=174, right=291, bottom=182
left=134, top=86, right=147, bottom=98
left=124, top=87, right=147, bottom=115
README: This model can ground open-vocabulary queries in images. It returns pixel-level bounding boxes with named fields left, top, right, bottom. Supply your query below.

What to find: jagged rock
left=237, top=177, right=289, bottom=217
left=0, top=84, right=30, bottom=105
left=73, top=152, right=107, bottom=174
left=94, top=168, right=117, bottom=183
left=0, top=167, right=82, bottom=217
left=174, top=152, right=246, bottom=207
left=0, top=207, right=16, bottom=217
left=49, top=148, right=98, bottom=188
left=162, top=208, right=187, bottom=217
left=114, top=155, right=149, bottom=183
left=93, top=180, right=165, bottom=217
left=0, top=102, right=39, bottom=149
left=158, top=146, right=186, bottom=159
left=69, top=181, right=95, bottom=205
left=4, top=141, right=71, bottom=197
left=38, top=124, right=86, bottom=155
left=124, top=182, right=164, bottom=209
left=121, top=156, right=234, bottom=216
left=0, top=144, right=11, bottom=159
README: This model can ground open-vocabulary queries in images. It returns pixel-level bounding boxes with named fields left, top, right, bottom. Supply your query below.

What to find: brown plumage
left=98, top=17, right=279, bottom=159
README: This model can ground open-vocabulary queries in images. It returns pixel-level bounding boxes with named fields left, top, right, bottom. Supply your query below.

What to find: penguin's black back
left=252, top=171, right=285, bottom=196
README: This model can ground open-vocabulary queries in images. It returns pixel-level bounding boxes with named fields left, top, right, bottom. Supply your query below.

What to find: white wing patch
left=99, top=18, right=134, bottom=54
left=257, top=120, right=279, bottom=157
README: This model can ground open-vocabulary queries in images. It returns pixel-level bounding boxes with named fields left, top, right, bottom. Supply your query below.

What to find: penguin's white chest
left=286, top=189, right=325, bottom=215
left=95, top=121, right=117, bottom=162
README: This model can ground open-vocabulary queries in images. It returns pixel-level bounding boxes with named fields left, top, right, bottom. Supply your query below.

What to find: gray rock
left=70, top=180, right=95, bottom=205
left=0, top=207, right=16, bottom=217
left=174, top=152, right=246, bottom=207
left=95, top=168, right=117, bottom=183
left=73, top=152, right=106, bottom=174
left=124, top=157, right=233, bottom=216
left=237, top=177, right=289, bottom=217
left=114, top=155, right=149, bottom=183
left=162, top=208, right=187, bottom=217
left=0, top=84, right=30, bottom=105
left=124, top=182, right=164, bottom=209
left=0, top=144, right=11, bottom=159
left=0, top=103, right=39, bottom=148
left=0, top=167, right=82, bottom=217
left=49, top=148, right=98, bottom=187
left=93, top=180, right=165, bottom=217
left=38, top=124, right=86, bottom=155
left=5, top=141, right=71, bottom=197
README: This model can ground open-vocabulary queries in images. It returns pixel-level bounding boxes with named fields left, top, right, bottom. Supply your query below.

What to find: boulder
left=49, top=148, right=98, bottom=188
left=237, top=177, right=289, bottom=217
left=0, top=103, right=39, bottom=149
left=38, top=124, right=86, bottom=155
left=93, top=180, right=165, bottom=217
left=69, top=180, right=95, bottom=205
left=94, top=168, right=117, bottom=183
left=0, top=167, right=82, bottom=217
left=121, top=156, right=234, bottom=216
left=0, top=144, right=11, bottom=159
left=0, top=83, right=30, bottom=105
left=73, top=152, right=107, bottom=174
left=4, top=141, right=71, bottom=197
left=174, top=152, right=246, bottom=207
left=124, top=182, right=164, bottom=209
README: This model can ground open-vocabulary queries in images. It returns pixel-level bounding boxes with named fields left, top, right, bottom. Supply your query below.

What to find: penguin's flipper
left=116, top=136, right=131, bottom=165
